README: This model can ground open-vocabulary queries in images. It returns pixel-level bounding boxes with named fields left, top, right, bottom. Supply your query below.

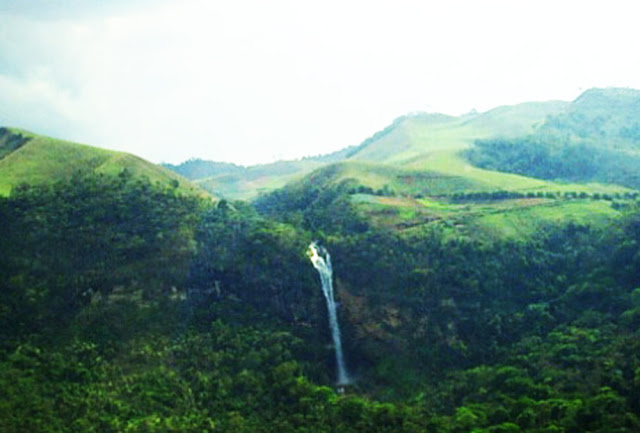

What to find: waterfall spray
left=308, top=242, right=350, bottom=385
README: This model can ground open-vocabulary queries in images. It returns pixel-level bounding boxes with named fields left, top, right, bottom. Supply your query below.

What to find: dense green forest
left=465, top=135, right=640, bottom=189
left=1, top=169, right=640, bottom=432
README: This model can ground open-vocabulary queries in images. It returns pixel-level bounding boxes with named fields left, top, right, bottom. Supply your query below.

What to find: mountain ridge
left=164, top=87, right=638, bottom=200
left=167, top=98, right=572, bottom=199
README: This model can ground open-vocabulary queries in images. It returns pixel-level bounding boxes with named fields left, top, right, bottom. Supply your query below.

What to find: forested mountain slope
left=467, top=88, right=640, bottom=188
left=1, top=167, right=640, bottom=432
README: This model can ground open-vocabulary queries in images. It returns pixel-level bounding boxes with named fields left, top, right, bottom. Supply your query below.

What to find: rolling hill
left=248, top=89, right=639, bottom=240
left=0, top=127, right=209, bottom=197
left=256, top=158, right=632, bottom=241
left=172, top=88, right=640, bottom=203
left=467, top=87, right=640, bottom=188
left=163, top=146, right=355, bottom=200
left=3, top=87, right=638, bottom=239
left=346, top=100, right=568, bottom=164
left=169, top=98, right=573, bottom=200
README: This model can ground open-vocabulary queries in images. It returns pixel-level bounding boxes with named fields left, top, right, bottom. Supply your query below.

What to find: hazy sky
left=1, top=0, right=639, bottom=165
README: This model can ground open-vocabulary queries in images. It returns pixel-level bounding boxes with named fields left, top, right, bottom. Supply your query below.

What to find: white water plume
left=308, top=242, right=350, bottom=385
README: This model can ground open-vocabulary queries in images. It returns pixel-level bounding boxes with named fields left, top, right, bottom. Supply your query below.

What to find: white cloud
left=1, top=0, right=639, bottom=165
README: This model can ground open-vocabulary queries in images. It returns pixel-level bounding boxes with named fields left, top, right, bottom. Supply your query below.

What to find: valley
left=1, top=88, right=639, bottom=432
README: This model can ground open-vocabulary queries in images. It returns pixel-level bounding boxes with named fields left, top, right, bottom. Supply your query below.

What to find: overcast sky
left=1, top=0, right=639, bottom=165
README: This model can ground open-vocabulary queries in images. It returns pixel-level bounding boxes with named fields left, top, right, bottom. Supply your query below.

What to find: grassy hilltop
left=0, top=127, right=208, bottom=197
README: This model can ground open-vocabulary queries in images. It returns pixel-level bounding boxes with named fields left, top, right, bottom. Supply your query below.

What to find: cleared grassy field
left=467, top=200, right=620, bottom=240
left=353, top=192, right=628, bottom=241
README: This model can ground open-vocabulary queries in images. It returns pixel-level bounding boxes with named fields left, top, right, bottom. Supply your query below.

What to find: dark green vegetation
left=1, top=172, right=639, bottom=432
left=0, top=127, right=31, bottom=159
left=2, top=87, right=640, bottom=431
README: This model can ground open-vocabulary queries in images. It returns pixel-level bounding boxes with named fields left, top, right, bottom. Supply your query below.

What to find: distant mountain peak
left=573, top=87, right=640, bottom=106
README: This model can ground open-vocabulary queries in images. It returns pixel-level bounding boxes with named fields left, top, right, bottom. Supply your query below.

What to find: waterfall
left=308, top=242, right=350, bottom=385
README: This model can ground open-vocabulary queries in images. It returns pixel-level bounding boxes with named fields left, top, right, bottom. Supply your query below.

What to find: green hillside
left=257, top=159, right=633, bottom=242
left=165, top=100, right=570, bottom=200
left=165, top=146, right=358, bottom=200
left=347, top=100, right=568, bottom=164
left=249, top=88, right=638, bottom=240
left=194, top=159, right=326, bottom=201
left=157, top=88, right=640, bottom=241
left=0, top=127, right=209, bottom=197
left=167, top=88, right=639, bottom=202
left=541, top=87, right=640, bottom=147
left=163, top=158, right=245, bottom=179
left=467, top=88, right=640, bottom=188
left=5, top=167, right=639, bottom=431
left=341, top=100, right=578, bottom=194
left=3, top=91, right=640, bottom=432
